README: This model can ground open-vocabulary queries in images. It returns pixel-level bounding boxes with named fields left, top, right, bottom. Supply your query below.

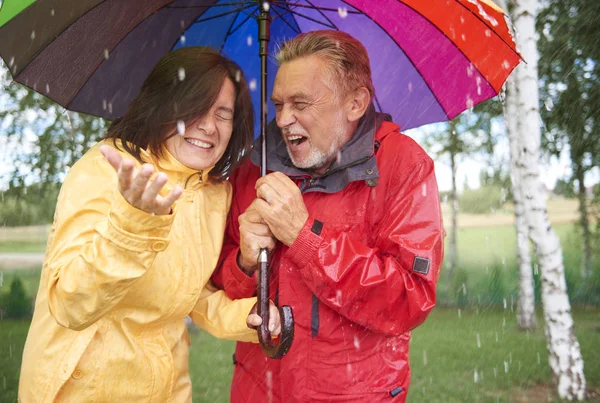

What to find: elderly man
left=213, top=30, right=444, bottom=402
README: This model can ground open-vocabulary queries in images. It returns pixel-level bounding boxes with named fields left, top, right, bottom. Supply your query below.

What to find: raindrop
left=180, top=19, right=186, bottom=29
left=503, top=298, right=507, bottom=309
left=461, top=34, right=466, bottom=41
left=108, top=102, right=113, bottom=114
left=247, top=35, right=253, bottom=46
left=493, top=367, right=497, bottom=378
left=502, top=317, right=506, bottom=328
left=51, top=9, right=55, bottom=16
left=421, top=183, right=427, bottom=196
left=151, top=212, right=155, bottom=217
left=466, top=96, right=474, bottom=110
left=30, top=30, right=36, bottom=40
left=9, top=56, right=14, bottom=67
left=504, top=361, right=509, bottom=373
left=457, top=309, right=461, bottom=319
left=338, top=7, right=348, bottom=18
left=495, top=332, right=498, bottom=343
left=336, top=289, right=342, bottom=305
left=102, top=99, right=107, bottom=110
left=180, top=35, right=186, bottom=45
left=476, top=333, right=481, bottom=348
left=249, top=79, right=257, bottom=91
left=502, top=60, right=511, bottom=70
left=336, top=150, right=342, bottom=164
left=533, top=263, right=538, bottom=275
left=460, top=16, right=465, bottom=24
left=474, top=369, right=479, bottom=383
left=485, top=29, right=491, bottom=37
left=408, top=82, right=413, bottom=92
left=235, top=70, right=242, bottom=83
left=423, top=350, right=428, bottom=366
left=353, top=335, right=360, bottom=350
left=544, top=98, right=554, bottom=111
left=262, top=2, right=270, bottom=11
left=467, top=64, right=474, bottom=78
left=45, top=83, right=50, bottom=93
left=537, top=352, right=541, bottom=364
left=178, top=67, right=186, bottom=81
left=177, top=120, right=186, bottom=135
left=104, top=49, right=109, bottom=60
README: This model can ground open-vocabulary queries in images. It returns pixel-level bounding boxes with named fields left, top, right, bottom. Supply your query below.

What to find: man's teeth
left=186, top=138, right=212, bottom=148
left=288, top=135, right=303, bottom=141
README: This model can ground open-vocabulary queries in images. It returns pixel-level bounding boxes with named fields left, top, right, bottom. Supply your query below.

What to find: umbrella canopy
left=0, top=0, right=520, bottom=135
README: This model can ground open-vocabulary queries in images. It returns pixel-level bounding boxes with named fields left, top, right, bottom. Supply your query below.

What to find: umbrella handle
left=257, top=248, right=294, bottom=359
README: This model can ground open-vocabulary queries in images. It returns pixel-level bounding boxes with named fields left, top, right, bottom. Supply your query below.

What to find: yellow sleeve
left=190, top=281, right=258, bottom=342
left=46, top=144, right=175, bottom=331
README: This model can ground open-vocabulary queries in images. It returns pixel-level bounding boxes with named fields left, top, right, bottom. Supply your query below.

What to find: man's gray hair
left=276, top=30, right=375, bottom=100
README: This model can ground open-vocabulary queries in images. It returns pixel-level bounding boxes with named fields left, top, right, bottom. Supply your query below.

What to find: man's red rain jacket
left=213, top=119, right=445, bottom=402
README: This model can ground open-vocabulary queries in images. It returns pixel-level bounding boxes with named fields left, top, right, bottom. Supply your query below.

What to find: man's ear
left=347, top=87, right=371, bottom=123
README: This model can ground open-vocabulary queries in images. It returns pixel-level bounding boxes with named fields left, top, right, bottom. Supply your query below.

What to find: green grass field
left=0, top=210, right=598, bottom=402
left=2, top=307, right=598, bottom=402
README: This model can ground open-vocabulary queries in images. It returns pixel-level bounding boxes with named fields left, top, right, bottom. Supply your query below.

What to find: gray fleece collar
left=250, top=105, right=391, bottom=194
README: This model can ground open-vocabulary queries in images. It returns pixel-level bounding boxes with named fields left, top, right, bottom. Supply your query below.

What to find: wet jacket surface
left=19, top=140, right=257, bottom=403
left=213, top=111, right=445, bottom=402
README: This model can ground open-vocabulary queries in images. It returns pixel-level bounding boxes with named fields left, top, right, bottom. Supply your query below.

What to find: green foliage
left=5, top=276, right=30, bottom=319
left=1, top=64, right=106, bottom=201
left=451, top=269, right=469, bottom=307
left=0, top=182, right=60, bottom=226
left=486, top=264, right=507, bottom=305
left=553, top=178, right=576, bottom=198
left=458, top=185, right=505, bottom=214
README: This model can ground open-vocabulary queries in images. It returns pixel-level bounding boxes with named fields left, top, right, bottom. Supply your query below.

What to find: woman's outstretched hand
left=100, top=145, right=183, bottom=215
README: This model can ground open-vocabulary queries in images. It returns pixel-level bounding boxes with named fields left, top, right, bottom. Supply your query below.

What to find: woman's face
left=165, top=78, right=236, bottom=172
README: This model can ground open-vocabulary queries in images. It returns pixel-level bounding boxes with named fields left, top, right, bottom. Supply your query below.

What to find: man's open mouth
left=287, top=135, right=308, bottom=147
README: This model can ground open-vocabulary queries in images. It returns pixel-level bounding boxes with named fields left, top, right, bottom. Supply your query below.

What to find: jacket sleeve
left=46, top=148, right=174, bottom=331
left=285, top=158, right=444, bottom=336
left=211, top=174, right=257, bottom=299
left=189, top=281, right=258, bottom=342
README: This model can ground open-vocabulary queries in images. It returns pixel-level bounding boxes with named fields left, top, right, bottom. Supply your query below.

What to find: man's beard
left=283, top=125, right=343, bottom=171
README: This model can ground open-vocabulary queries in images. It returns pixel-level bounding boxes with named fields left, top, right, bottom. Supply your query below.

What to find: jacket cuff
left=101, top=193, right=175, bottom=252
left=230, top=249, right=258, bottom=289
left=286, top=218, right=323, bottom=269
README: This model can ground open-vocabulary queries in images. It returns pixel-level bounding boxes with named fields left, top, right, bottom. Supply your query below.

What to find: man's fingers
left=241, top=222, right=272, bottom=237
left=256, top=182, right=281, bottom=205
left=266, top=171, right=299, bottom=194
left=241, top=208, right=266, bottom=224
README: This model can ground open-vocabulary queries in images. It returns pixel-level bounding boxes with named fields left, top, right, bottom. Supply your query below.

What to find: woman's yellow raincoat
left=19, top=140, right=257, bottom=402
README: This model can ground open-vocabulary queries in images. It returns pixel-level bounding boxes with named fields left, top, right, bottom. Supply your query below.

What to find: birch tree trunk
left=574, top=164, right=593, bottom=281
left=505, top=74, right=536, bottom=330
left=511, top=0, right=586, bottom=398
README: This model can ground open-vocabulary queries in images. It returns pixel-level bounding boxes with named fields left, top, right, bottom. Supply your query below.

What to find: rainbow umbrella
left=0, top=0, right=521, bottom=358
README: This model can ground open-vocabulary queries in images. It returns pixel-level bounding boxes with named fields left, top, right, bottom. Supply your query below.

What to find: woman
left=19, top=47, right=277, bottom=402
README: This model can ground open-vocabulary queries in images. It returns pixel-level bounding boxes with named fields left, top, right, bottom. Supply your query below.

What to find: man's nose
left=276, top=105, right=296, bottom=128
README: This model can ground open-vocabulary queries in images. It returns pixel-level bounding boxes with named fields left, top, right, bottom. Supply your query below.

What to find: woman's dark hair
left=105, top=47, right=254, bottom=181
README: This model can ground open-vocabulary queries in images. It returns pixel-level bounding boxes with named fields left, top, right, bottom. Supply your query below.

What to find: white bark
left=511, top=0, right=586, bottom=399
left=505, top=74, right=536, bottom=331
